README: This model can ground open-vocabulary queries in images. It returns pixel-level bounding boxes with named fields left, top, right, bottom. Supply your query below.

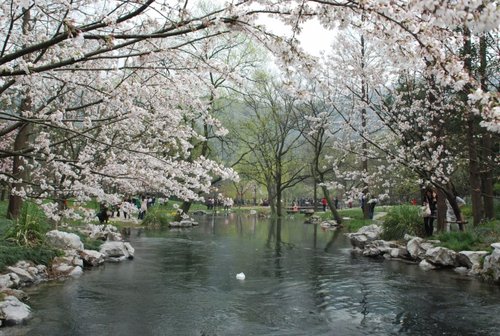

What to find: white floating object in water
left=236, top=272, right=245, bottom=280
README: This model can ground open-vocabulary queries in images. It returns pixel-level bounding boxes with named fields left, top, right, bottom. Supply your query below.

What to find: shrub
left=142, top=206, right=172, bottom=228
left=0, top=244, right=61, bottom=272
left=4, top=202, right=50, bottom=247
left=381, top=205, right=424, bottom=240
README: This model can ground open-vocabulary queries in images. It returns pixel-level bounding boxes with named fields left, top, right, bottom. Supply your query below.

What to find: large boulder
left=5, top=267, right=34, bottom=286
left=169, top=220, right=198, bottom=228
left=362, top=240, right=398, bottom=257
left=482, top=243, right=500, bottom=282
left=0, top=273, right=20, bottom=289
left=78, top=249, right=105, bottom=267
left=346, top=224, right=383, bottom=249
left=100, top=241, right=134, bottom=260
left=406, top=237, right=437, bottom=260
left=457, top=251, right=489, bottom=276
left=50, top=256, right=84, bottom=278
left=419, top=259, right=438, bottom=271
left=4, top=262, right=48, bottom=288
left=424, top=247, right=458, bottom=267
left=80, top=224, right=122, bottom=241
left=45, top=230, right=84, bottom=251
left=0, top=296, right=31, bottom=326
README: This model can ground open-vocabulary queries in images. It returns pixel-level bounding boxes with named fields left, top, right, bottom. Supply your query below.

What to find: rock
left=424, top=247, right=458, bottom=267
left=454, top=267, right=469, bottom=275
left=320, top=220, right=338, bottom=228
left=100, top=241, right=134, bottom=260
left=123, top=242, right=135, bottom=258
left=0, top=274, right=15, bottom=289
left=346, top=225, right=383, bottom=249
left=68, top=266, right=83, bottom=277
left=0, top=289, right=28, bottom=301
left=482, top=243, right=500, bottom=282
left=406, top=237, right=436, bottom=260
left=46, top=230, right=84, bottom=251
left=457, top=251, right=489, bottom=275
left=305, top=215, right=321, bottom=224
left=419, top=260, right=437, bottom=271
left=169, top=220, right=197, bottom=228
left=50, top=255, right=86, bottom=278
left=79, top=250, right=105, bottom=267
left=6, top=267, right=34, bottom=286
left=0, top=296, right=31, bottom=326
left=80, top=224, right=122, bottom=241
left=363, top=240, right=397, bottom=257
left=389, top=247, right=411, bottom=259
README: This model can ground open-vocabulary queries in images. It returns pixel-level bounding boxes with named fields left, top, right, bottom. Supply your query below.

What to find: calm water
left=6, top=214, right=500, bottom=336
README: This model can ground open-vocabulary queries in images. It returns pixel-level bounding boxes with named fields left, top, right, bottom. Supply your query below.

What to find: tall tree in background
left=237, top=76, right=307, bottom=217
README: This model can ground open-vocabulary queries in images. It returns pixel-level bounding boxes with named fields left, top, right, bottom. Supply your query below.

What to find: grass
left=0, top=243, right=61, bottom=272
left=434, top=219, right=500, bottom=252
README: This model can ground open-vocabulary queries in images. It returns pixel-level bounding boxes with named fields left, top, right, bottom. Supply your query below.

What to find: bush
left=142, top=206, right=173, bottom=228
left=4, top=202, right=50, bottom=247
left=381, top=205, right=424, bottom=240
left=0, top=244, right=61, bottom=272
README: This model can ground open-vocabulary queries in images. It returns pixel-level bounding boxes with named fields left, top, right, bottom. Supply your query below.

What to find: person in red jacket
left=321, top=197, right=327, bottom=211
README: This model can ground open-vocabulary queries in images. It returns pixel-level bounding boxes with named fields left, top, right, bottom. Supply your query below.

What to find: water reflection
left=12, top=214, right=500, bottom=336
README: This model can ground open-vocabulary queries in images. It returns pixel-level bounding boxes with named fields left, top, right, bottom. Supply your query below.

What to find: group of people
left=205, top=197, right=234, bottom=211
left=96, top=195, right=159, bottom=223
left=422, top=188, right=466, bottom=236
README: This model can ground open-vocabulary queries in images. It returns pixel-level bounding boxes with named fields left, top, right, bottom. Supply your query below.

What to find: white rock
left=425, top=247, right=458, bottom=267
left=46, top=230, right=84, bottom=251
left=482, top=245, right=500, bottom=282
left=0, top=296, right=31, bottom=326
left=79, top=249, right=105, bottom=267
left=236, top=272, right=245, bottom=280
left=69, top=266, right=83, bottom=278
left=419, top=260, right=437, bottom=271
left=100, top=241, right=133, bottom=259
left=6, top=267, right=34, bottom=285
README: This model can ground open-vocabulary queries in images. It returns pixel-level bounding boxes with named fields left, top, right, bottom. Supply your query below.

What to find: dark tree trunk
left=436, top=189, right=447, bottom=233
left=321, top=185, right=342, bottom=225
left=7, top=122, right=31, bottom=219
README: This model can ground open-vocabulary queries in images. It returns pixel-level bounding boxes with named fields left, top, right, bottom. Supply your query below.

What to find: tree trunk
left=436, top=189, right=447, bottom=233
left=0, top=187, right=5, bottom=201
left=276, top=185, right=282, bottom=218
left=7, top=122, right=31, bottom=219
left=174, top=201, right=192, bottom=222
left=321, top=185, right=342, bottom=225
left=441, top=185, right=465, bottom=231
left=7, top=8, right=32, bottom=220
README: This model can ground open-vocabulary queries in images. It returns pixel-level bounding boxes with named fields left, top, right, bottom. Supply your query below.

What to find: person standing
left=321, top=197, right=327, bottom=211
left=423, top=188, right=438, bottom=236
left=139, top=197, right=148, bottom=220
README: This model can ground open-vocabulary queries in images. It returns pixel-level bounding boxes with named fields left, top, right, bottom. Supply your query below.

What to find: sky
left=257, top=16, right=337, bottom=57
